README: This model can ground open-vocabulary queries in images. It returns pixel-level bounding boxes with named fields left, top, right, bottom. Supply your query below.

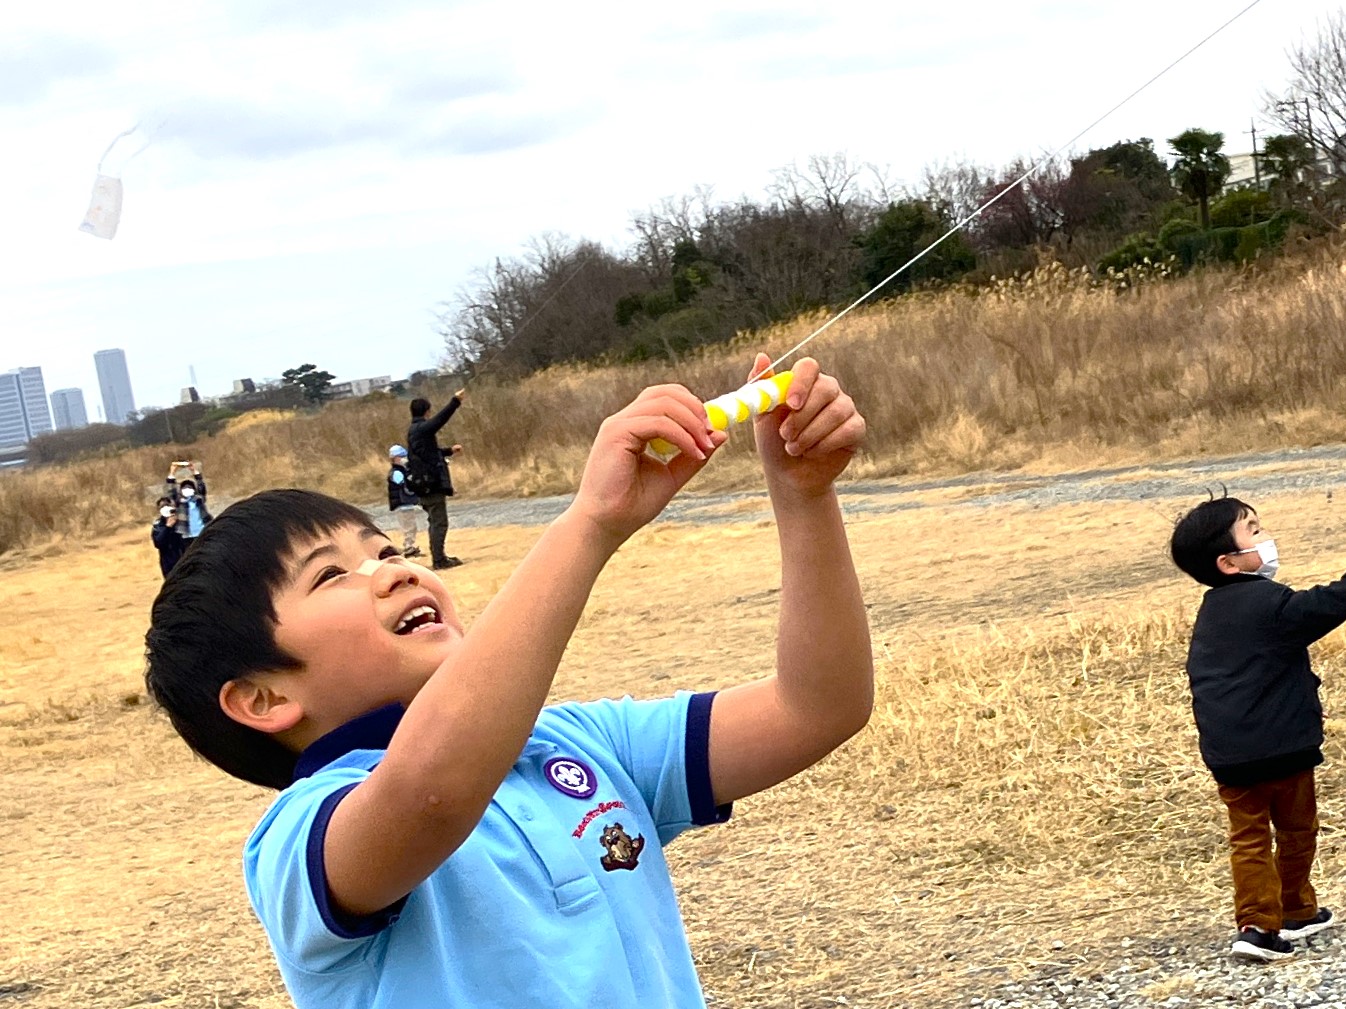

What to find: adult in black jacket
left=150, top=496, right=187, bottom=577
left=1171, top=495, right=1339, bottom=963
left=407, top=392, right=466, bottom=569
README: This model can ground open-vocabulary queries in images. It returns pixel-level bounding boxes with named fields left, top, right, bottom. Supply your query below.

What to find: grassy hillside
left=6, top=234, right=1346, bottom=556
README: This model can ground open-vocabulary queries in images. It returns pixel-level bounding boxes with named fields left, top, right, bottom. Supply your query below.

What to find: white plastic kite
left=79, top=126, right=149, bottom=240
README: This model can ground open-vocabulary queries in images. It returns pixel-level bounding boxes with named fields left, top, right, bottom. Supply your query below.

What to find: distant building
left=94, top=348, right=137, bottom=426
left=1224, top=152, right=1259, bottom=189
left=1223, top=148, right=1336, bottom=190
left=0, top=366, right=53, bottom=449
left=232, top=378, right=257, bottom=395
left=328, top=375, right=393, bottom=400
left=180, top=386, right=201, bottom=404
left=50, top=387, right=88, bottom=430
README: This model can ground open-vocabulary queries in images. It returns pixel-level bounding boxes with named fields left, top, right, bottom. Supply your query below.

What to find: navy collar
left=292, top=704, right=405, bottom=782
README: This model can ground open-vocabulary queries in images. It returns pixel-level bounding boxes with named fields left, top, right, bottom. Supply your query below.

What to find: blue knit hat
left=389, top=444, right=408, bottom=459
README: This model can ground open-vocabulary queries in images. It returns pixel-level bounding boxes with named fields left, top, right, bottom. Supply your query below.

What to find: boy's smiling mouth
left=394, top=603, right=443, bottom=635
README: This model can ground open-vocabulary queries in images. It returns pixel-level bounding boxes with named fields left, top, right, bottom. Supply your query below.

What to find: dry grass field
left=8, top=239, right=1346, bottom=1005
left=6, top=469, right=1346, bottom=1007
left=9, top=234, right=1346, bottom=559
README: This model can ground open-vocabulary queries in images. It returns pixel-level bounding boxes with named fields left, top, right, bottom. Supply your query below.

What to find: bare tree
left=629, top=194, right=701, bottom=279
left=1266, top=11, right=1346, bottom=175
left=970, top=155, right=1070, bottom=251
left=915, top=159, right=993, bottom=229
left=768, top=153, right=872, bottom=235
left=439, top=237, right=647, bottom=374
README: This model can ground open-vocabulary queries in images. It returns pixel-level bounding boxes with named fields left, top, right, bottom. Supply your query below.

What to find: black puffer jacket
left=387, top=463, right=418, bottom=510
left=1185, top=572, right=1346, bottom=784
left=406, top=397, right=461, bottom=496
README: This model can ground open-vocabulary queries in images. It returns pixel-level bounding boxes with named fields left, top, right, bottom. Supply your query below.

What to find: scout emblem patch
left=544, top=757, right=597, bottom=799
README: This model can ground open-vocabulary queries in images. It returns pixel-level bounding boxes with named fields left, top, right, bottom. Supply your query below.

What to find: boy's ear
left=219, top=676, right=304, bottom=734
left=1215, top=552, right=1241, bottom=576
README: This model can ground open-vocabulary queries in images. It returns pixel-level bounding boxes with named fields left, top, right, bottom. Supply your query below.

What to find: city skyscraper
left=94, top=348, right=137, bottom=426
left=50, top=387, right=89, bottom=430
left=0, top=366, right=54, bottom=449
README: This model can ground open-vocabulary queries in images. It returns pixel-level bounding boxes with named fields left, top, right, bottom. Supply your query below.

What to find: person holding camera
left=151, top=496, right=187, bottom=576
left=166, top=460, right=214, bottom=543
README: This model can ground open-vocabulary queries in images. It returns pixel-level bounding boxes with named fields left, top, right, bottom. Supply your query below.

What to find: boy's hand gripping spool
left=647, top=371, right=794, bottom=462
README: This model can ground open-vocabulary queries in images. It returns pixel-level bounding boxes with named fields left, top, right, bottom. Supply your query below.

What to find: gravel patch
left=363, top=443, right=1346, bottom=534
left=970, top=926, right=1345, bottom=1008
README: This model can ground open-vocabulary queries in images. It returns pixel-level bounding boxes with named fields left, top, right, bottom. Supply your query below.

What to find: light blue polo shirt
left=243, top=691, right=730, bottom=1008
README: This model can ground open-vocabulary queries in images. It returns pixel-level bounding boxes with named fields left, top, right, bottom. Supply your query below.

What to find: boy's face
left=267, top=522, right=465, bottom=738
left=1221, top=508, right=1269, bottom=576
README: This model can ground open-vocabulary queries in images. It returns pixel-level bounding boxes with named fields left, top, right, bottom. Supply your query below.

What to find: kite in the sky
left=79, top=125, right=150, bottom=240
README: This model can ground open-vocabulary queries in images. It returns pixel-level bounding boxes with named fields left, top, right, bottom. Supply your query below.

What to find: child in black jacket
left=386, top=445, right=423, bottom=558
left=1171, top=494, right=1339, bottom=961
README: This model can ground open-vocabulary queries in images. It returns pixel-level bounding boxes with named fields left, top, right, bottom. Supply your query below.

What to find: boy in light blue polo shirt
left=144, top=355, right=873, bottom=1009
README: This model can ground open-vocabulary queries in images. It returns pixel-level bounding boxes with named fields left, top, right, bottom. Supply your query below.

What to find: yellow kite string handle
left=647, top=372, right=794, bottom=462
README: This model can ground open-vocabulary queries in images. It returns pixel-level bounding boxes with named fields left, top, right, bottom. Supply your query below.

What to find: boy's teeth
left=395, top=605, right=438, bottom=633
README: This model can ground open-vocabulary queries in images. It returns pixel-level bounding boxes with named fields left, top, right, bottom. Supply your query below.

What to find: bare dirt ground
left=5, top=449, right=1346, bottom=1008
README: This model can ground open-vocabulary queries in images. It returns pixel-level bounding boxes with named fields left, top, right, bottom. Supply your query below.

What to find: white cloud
left=1, top=0, right=1340, bottom=412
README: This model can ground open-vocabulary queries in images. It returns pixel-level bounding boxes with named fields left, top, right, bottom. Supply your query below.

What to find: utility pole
left=1301, top=98, right=1325, bottom=184
left=1276, top=97, right=1321, bottom=190
left=1247, top=118, right=1262, bottom=189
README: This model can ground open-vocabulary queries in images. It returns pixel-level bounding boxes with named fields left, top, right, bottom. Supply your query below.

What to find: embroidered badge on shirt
left=599, top=822, right=645, bottom=871
left=544, top=757, right=597, bottom=799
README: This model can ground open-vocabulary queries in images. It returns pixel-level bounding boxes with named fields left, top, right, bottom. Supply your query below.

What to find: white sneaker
left=1280, top=907, right=1334, bottom=940
left=1231, top=927, right=1296, bottom=961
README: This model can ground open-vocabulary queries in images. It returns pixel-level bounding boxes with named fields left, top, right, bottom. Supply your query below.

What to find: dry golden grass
left=7, top=473, right=1346, bottom=1007
left=9, top=235, right=1346, bottom=557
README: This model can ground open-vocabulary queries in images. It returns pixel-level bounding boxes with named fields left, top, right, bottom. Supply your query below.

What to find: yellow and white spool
left=647, top=371, right=794, bottom=462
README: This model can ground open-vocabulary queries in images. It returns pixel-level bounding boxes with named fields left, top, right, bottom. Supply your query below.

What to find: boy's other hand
left=574, top=384, right=726, bottom=544
left=751, top=353, right=864, bottom=499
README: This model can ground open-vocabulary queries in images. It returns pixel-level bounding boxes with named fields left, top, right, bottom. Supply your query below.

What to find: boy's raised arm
left=1280, top=576, right=1346, bottom=645
left=708, top=356, right=874, bottom=805
left=324, top=386, right=725, bottom=917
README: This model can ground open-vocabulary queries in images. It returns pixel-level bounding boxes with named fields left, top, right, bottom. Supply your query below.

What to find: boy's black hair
left=1170, top=493, right=1256, bottom=587
left=409, top=398, right=430, bottom=418
left=156, top=496, right=173, bottom=508
left=179, top=479, right=197, bottom=491
left=144, top=489, right=384, bottom=790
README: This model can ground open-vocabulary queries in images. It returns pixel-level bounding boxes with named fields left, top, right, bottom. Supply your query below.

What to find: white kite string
left=756, top=0, right=1265, bottom=380
left=94, top=125, right=148, bottom=173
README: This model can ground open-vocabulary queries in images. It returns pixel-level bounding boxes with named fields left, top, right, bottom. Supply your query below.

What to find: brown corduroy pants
left=1216, top=769, right=1319, bottom=932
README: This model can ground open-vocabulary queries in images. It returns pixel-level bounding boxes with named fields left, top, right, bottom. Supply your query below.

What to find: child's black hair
left=1170, top=493, right=1256, bottom=588
left=410, top=398, right=430, bottom=418
left=144, top=489, right=384, bottom=789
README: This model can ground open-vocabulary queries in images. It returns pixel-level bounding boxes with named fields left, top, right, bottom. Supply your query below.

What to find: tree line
left=438, top=14, right=1346, bottom=377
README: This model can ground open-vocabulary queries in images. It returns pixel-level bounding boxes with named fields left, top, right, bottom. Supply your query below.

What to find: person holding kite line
left=143, top=354, right=873, bottom=1008
left=1170, top=494, right=1337, bottom=962
left=406, top=392, right=466, bottom=570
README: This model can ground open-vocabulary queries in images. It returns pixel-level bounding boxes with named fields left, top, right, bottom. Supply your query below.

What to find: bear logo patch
left=598, top=822, right=645, bottom=872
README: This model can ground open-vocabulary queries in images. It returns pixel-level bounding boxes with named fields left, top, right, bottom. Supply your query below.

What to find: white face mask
left=160, top=506, right=173, bottom=518
left=180, top=486, right=195, bottom=499
left=1233, top=539, right=1280, bottom=580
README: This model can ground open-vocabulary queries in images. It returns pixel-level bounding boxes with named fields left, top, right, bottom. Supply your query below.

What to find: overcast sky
left=2, top=0, right=1338, bottom=415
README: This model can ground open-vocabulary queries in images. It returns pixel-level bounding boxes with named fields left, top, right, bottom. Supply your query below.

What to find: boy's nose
left=355, top=557, right=419, bottom=593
